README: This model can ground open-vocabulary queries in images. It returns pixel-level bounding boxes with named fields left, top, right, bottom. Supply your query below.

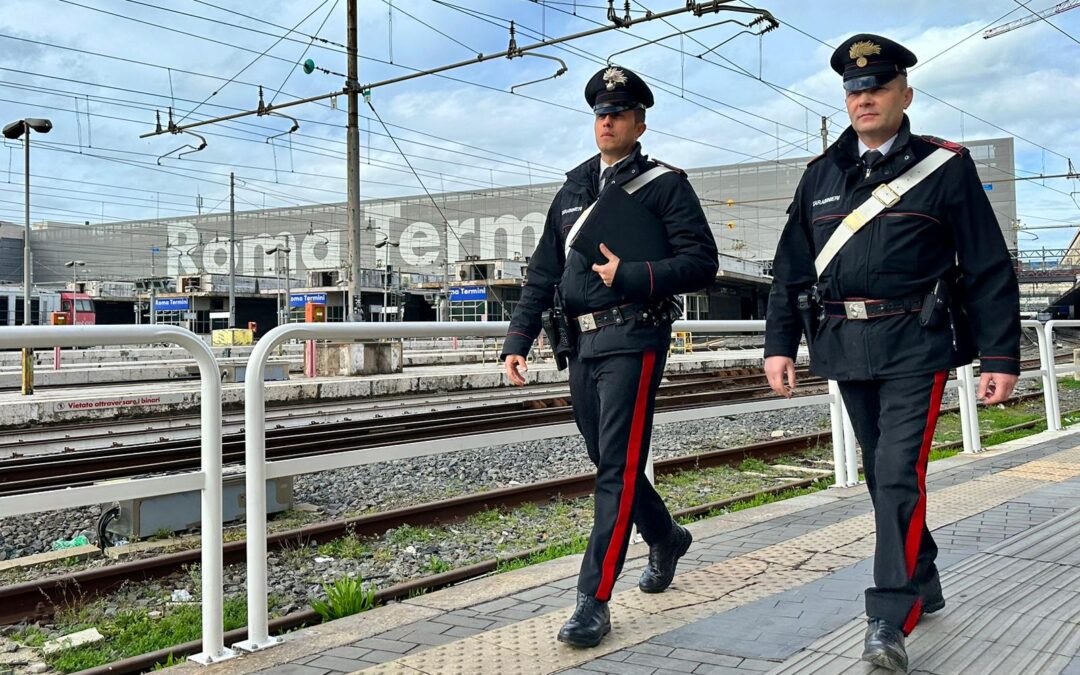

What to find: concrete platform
left=0, top=357, right=302, bottom=388
left=181, top=429, right=1080, bottom=675
left=0, top=348, right=808, bottom=427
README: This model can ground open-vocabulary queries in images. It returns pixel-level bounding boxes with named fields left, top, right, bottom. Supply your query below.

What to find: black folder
left=569, top=185, right=670, bottom=266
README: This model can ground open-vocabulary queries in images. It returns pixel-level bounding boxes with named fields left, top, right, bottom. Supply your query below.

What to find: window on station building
left=684, top=293, right=709, bottom=320
left=450, top=300, right=488, bottom=322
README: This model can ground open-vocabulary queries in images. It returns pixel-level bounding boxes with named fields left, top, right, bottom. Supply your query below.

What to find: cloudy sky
left=0, top=0, right=1077, bottom=257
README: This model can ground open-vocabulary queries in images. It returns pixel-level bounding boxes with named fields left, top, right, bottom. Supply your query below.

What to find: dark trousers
left=569, top=350, right=674, bottom=601
left=839, top=371, right=947, bottom=634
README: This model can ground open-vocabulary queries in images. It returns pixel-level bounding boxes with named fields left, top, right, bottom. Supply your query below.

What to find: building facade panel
left=25, top=138, right=1016, bottom=283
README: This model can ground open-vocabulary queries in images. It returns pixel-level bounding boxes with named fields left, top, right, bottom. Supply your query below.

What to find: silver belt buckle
left=872, top=183, right=901, bottom=207
left=577, top=313, right=597, bottom=331
left=844, top=301, right=868, bottom=320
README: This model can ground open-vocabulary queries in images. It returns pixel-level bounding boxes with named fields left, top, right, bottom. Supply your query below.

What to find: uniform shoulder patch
left=920, top=135, right=965, bottom=154
left=651, top=159, right=687, bottom=176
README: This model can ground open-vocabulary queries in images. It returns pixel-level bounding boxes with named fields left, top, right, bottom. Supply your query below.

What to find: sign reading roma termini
left=25, top=140, right=1015, bottom=285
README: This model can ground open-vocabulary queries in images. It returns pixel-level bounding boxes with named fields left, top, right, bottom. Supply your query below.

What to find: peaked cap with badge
left=830, top=33, right=917, bottom=92
left=584, top=65, right=654, bottom=115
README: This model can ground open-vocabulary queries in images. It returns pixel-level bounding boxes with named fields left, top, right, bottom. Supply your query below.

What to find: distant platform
left=0, top=348, right=809, bottom=428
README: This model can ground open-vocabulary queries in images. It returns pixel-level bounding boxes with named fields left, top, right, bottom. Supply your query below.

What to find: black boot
left=557, top=591, right=611, bottom=648
left=638, top=522, right=692, bottom=593
left=862, top=618, right=908, bottom=672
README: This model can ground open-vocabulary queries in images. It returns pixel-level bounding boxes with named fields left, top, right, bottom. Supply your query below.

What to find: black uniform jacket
left=501, top=145, right=719, bottom=360
left=764, top=116, right=1021, bottom=380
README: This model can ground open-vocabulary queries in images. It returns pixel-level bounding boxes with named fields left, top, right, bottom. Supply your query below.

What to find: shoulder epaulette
left=651, top=159, right=687, bottom=177
left=920, top=135, right=965, bottom=154
left=806, top=152, right=826, bottom=167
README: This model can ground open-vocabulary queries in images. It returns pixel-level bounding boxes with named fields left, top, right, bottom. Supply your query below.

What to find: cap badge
left=848, top=40, right=881, bottom=68
left=602, top=67, right=628, bottom=91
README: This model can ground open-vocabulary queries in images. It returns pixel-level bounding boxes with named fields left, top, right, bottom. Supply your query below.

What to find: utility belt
left=573, top=303, right=641, bottom=332
left=573, top=296, right=684, bottom=333
left=798, top=279, right=952, bottom=344
left=541, top=292, right=684, bottom=371
left=823, top=296, right=923, bottom=320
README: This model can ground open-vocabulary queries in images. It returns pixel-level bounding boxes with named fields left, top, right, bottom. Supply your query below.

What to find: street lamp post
left=374, top=235, right=399, bottom=323
left=4, top=117, right=53, bottom=396
left=65, top=260, right=85, bottom=325
left=266, top=244, right=292, bottom=325
left=335, top=279, right=349, bottom=322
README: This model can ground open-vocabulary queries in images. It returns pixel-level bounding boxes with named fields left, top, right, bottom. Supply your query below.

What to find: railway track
left=0, top=393, right=1055, bottom=629
left=2, top=353, right=1059, bottom=495
left=0, top=368, right=824, bottom=496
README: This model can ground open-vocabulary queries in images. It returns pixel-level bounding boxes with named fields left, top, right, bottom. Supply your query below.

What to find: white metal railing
left=0, top=325, right=234, bottom=665
left=1043, top=319, right=1080, bottom=430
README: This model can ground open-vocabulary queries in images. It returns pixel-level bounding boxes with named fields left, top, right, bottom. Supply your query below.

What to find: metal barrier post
left=1044, top=320, right=1063, bottom=430
left=958, top=365, right=982, bottom=453
left=963, top=365, right=980, bottom=455
left=840, top=400, right=860, bottom=486
left=827, top=381, right=848, bottom=487
left=0, top=325, right=232, bottom=664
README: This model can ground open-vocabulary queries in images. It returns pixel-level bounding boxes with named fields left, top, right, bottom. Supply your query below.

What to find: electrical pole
left=229, top=171, right=236, bottom=328
left=346, top=0, right=362, bottom=322
left=284, top=235, right=292, bottom=325
left=21, top=129, right=33, bottom=395
left=443, top=222, right=451, bottom=320
left=820, top=116, right=828, bottom=153
left=150, top=247, right=157, bottom=325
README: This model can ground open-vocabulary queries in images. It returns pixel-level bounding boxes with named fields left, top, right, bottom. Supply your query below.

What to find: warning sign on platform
left=54, top=395, right=165, bottom=413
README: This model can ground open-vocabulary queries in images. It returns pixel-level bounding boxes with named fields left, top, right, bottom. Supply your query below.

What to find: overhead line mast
left=983, top=0, right=1080, bottom=38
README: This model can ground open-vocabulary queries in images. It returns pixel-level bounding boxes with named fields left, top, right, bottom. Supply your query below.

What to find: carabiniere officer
left=764, top=34, right=1020, bottom=672
left=500, top=66, right=719, bottom=648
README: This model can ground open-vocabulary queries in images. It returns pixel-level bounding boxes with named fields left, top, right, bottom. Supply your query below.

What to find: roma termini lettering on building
left=23, top=139, right=1015, bottom=284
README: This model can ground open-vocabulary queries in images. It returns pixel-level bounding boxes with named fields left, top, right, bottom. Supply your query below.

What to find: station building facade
left=0, top=137, right=1017, bottom=330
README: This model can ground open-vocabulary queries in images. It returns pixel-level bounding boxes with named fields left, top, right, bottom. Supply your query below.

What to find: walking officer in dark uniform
left=764, top=34, right=1020, bottom=671
left=500, top=66, right=719, bottom=648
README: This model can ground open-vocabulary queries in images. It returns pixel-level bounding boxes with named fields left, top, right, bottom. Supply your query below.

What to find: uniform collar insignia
left=848, top=40, right=881, bottom=68
left=602, top=67, right=628, bottom=91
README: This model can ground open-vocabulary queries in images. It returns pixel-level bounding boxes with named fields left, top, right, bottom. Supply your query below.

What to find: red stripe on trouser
left=901, top=370, right=947, bottom=634
left=596, top=351, right=656, bottom=601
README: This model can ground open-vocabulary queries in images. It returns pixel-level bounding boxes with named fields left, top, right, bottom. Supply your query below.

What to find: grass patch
left=40, top=596, right=248, bottom=673
left=317, top=535, right=372, bottom=560
left=386, top=524, right=440, bottom=547
left=928, top=447, right=960, bottom=463
left=658, top=465, right=777, bottom=511
left=737, top=457, right=771, bottom=473
left=496, top=536, right=590, bottom=574
left=423, top=555, right=454, bottom=575
left=310, top=576, right=377, bottom=622
left=683, top=476, right=835, bottom=523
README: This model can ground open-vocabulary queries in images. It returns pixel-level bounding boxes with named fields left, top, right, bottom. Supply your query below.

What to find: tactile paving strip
left=388, top=638, right=551, bottom=675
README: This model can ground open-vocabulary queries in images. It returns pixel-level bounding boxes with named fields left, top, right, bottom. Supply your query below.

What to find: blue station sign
left=450, top=286, right=489, bottom=302
left=290, top=292, right=327, bottom=308
left=154, top=297, right=190, bottom=311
